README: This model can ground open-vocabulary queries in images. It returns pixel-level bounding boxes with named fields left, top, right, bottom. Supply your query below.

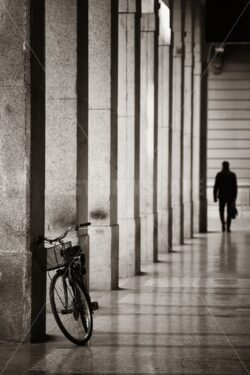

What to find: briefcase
left=230, top=202, right=238, bottom=219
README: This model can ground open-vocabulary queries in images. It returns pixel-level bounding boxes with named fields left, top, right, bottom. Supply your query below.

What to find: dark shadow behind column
left=168, top=0, right=173, bottom=251
left=111, top=0, right=119, bottom=227
left=135, top=0, right=141, bottom=274
left=153, top=0, right=159, bottom=261
left=199, top=3, right=208, bottom=233
left=77, top=0, right=89, bottom=286
left=180, top=0, right=186, bottom=243
left=30, top=0, right=46, bottom=342
left=190, top=0, right=195, bottom=237
left=169, top=0, right=185, bottom=246
left=111, top=0, right=119, bottom=287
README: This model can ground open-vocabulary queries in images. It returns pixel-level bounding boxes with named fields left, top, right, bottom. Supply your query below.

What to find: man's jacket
left=213, top=170, right=238, bottom=201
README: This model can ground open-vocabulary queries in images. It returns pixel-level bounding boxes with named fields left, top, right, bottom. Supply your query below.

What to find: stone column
left=192, top=1, right=202, bottom=233
left=170, top=0, right=184, bottom=244
left=45, top=0, right=78, bottom=245
left=183, top=0, right=193, bottom=238
left=0, top=0, right=46, bottom=341
left=118, top=0, right=138, bottom=278
left=140, top=0, right=156, bottom=261
left=157, top=0, right=171, bottom=253
left=88, top=0, right=119, bottom=290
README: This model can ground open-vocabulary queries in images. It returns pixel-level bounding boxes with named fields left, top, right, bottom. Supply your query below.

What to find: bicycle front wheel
left=50, top=272, right=93, bottom=345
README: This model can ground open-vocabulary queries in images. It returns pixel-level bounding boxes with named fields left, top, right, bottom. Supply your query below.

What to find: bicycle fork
left=60, top=274, right=75, bottom=315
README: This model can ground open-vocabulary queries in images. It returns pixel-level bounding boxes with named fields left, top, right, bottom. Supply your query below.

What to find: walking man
left=213, top=161, right=238, bottom=232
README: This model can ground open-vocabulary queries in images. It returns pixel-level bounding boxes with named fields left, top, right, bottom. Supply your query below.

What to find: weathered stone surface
left=157, top=44, right=170, bottom=253
left=192, top=2, right=202, bottom=233
left=0, top=85, right=29, bottom=253
left=140, top=213, right=154, bottom=261
left=89, top=0, right=112, bottom=109
left=0, top=253, right=32, bottom=342
left=45, top=0, right=77, bottom=240
left=140, top=24, right=155, bottom=261
left=88, top=0, right=119, bottom=289
left=0, top=0, right=36, bottom=342
left=140, top=13, right=156, bottom=32
left=170, top=0, right=184, bottom=245
left=89, top=225, right=119, bottom=290
left=118, top=11, right=137, bottom=278
left=141, top=0, right=154, bottom=14
left=183, top=0, right=193, bottom=239
left=88, top=109, right=112, bottom=224
left=119, top=218, right=136, bottom=277
left=119, top=0, right=128, bottom=12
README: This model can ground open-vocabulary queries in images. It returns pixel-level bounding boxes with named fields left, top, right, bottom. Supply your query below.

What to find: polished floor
left=1, top=218, right=250, bottom=374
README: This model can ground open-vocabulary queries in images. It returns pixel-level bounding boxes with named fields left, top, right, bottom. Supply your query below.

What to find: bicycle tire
left=49, top=272, right=93, bottom=345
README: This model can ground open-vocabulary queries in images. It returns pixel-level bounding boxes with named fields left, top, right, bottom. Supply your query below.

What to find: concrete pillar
left=88, top=0, right=119, bottom=290
left=0, top=0, right=46, bottom=341
left=183, top=0, right=193, bottom=238
left=45, top=0, right=77, bottom=245
left=140, top=1, right=156, bottom=261
left=192, top=1, right=202, bottom=233
left=157, top=1, right=171, bottom=252
left=117, top=0, right=138, bottom=278
left=170, top=0, right=184, bottom=244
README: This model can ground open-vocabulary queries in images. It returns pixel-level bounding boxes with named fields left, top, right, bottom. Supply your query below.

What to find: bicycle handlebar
left=39, top=222, right=91, bottom=244
left=75, top=222, right=91, bottom=230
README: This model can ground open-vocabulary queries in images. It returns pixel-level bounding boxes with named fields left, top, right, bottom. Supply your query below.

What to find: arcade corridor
left=1, top=0, right=250, bottom=373
left=1, top=219, right=250, bottom=374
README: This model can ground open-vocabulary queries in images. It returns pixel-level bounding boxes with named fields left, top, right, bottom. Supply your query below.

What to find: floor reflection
left=1, top=223, right=250, bottom=374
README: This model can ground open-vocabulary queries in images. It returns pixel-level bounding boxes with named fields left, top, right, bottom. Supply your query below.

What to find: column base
left=183, top=201, right=192, bottom=239
left=0, top=252, right=32, bottom=342
left=192, top=199, right=200, bottom=233
left=168, top=206, right=173, bottom=251
left=172, top=204, right=183, bottom=245
left=135, top=217, right=141, bottom=275
left=200, top=198, right=207, bottom=233
left=157, top=209, right=169, bottom=254
left=190, top=200, right=194, bottom=237
left=89, top=224, right=119, bottom=290
left=119, top=218, right=136, bottom=278
left=141, top=213, right=154, bottom=262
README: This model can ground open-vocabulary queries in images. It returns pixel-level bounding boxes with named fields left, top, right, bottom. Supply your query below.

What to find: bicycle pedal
left=61, top=308, right=73, bottom=315
left=91, top=301, right=99, bottom=310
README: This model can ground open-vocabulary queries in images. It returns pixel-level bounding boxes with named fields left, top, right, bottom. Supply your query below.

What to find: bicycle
left=38, top=222, right=96, bottom=345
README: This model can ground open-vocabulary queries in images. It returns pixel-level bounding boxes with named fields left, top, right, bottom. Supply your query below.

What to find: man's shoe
left=222, top=224, right=225, bottom=232
left=227, top=228, right=231, bottom=233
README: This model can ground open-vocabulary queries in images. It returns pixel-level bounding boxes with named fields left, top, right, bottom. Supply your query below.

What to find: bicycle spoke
left=50, top=273, right=93, bottom=344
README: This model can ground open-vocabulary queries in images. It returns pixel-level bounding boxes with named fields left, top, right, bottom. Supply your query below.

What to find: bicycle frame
left=55, top=255, right=90, bottom=313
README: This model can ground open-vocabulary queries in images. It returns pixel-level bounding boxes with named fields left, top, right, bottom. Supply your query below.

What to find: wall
left=207, top=46, right=250, bottom=217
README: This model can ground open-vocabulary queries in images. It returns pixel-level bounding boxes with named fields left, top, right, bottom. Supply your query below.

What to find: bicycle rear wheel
left=50, top=272, right=93, bottom=345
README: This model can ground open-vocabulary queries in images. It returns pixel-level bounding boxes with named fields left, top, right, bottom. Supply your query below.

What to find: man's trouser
left=219, top=199, right=232, bottom=229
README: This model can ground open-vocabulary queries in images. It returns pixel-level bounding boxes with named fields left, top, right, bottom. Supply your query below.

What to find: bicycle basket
left=46, top=241, right=72, bottom=271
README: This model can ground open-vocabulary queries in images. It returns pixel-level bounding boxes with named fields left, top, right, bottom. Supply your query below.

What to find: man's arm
left=213, top=173, right=219, bottom=202
left=234, top=173, right=238, bottom=200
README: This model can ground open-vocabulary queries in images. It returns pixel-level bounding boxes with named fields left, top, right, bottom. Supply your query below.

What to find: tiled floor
left=1, top=219, right=250, bottom=374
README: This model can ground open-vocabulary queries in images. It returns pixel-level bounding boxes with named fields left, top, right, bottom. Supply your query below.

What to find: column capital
left=141, top=0, right=155, bottom=13
left=159, top=0, right=171, bottom=46
left=118, top=0, right=137, bottom=13
left=141, top=13, right=156, bottom=31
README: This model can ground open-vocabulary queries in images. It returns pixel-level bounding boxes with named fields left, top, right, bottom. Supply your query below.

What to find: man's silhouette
left=213, top=161, right=238, bottom=232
